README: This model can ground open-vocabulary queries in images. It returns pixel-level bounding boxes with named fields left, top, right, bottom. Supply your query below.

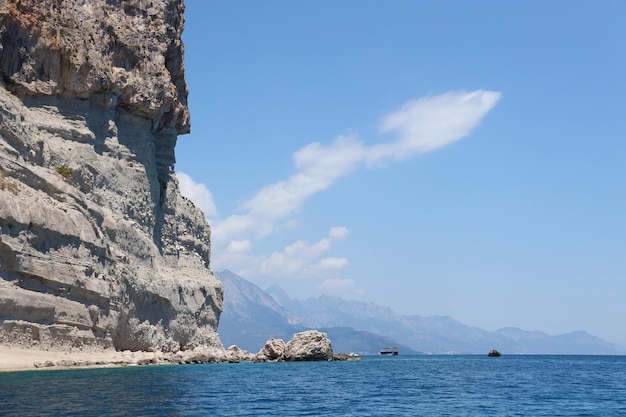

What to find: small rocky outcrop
left=488, top=349, right=502, bottom=357
left=257, top=338, right=287, bottom=361
left=223, top=345, right=252, bottom=363
left=332, top=353, right=362, bottom=361
left=251, top=331, right=334, bottom=362
left=282, top=330, right=334, bottom=361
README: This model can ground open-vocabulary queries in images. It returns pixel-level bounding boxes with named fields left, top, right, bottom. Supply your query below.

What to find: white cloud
left=213, top=90, right=500, bottom=250
left=328, top=226, right=349, bottom=240
left=244, top=135, right=364, bottom=221
left=177, top=90, right=501, bottom=285
left=369, top=90, right=502, bottom=164
left=177, top=171, right=218, bottom=220
left=238, top=227, right=348, bottom=279
left=227, top=239, right=252, bottom=253
left=211, top=135, right=365, bottom=246
left=314, top=257, right=349, bottom=270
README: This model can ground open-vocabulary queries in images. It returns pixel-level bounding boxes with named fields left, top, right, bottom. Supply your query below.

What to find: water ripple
left=1, top=355, right=625, bottom=416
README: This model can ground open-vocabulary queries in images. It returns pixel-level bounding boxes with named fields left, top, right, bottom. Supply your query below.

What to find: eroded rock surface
left=281, top=330, right=334, bottom=361
left=0, top=0, right=224, bottom=353
left=257, top=337, right=287, bottom=361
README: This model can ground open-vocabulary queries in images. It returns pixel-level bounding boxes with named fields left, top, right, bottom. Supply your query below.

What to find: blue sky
left=176, top=1, right=626, bottom=347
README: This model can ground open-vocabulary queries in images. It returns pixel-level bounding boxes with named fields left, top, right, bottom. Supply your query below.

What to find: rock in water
left=0, top=0, right=224, bottom=353
left=488, top=349, right=502, bottom=357
left=282, top=330, right=334, bottom=361
left=257, top=338, right=287, bottom=361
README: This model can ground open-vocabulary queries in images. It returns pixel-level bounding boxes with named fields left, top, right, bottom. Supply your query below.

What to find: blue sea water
left=1, top=355, right=625, bottom=416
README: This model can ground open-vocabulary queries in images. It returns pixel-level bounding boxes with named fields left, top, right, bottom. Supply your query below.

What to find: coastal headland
left=0, top=330, right=350, bottom=372
left=0, top=0, right=323, bottom=369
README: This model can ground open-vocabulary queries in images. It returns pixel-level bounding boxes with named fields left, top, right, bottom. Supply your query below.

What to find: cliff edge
left=0, top=0, right=224, bottom=352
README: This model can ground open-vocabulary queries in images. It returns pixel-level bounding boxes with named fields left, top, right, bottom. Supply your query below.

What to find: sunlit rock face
left=0, top=0, right=224, bottom=352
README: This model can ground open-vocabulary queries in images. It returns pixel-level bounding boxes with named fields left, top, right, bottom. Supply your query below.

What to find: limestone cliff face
left=0, top=0, right=224, bottom=352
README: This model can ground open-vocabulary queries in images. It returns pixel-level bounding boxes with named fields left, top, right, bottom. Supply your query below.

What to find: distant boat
left=348, top=352, right=360, bottom=357
left=378, top=347, right=399, bottom=356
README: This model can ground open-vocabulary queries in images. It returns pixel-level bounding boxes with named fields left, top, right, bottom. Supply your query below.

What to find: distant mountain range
left=216, top=270, right=625, bottom=355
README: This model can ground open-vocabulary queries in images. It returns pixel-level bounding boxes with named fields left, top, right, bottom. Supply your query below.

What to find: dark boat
left=378, top=347, right=399, bottom=356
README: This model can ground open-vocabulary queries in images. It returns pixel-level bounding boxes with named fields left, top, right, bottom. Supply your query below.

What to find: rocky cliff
left=0, top=0, right=224, bottom=353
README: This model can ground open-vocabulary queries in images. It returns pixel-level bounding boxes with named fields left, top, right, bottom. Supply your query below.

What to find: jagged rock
left=0, top=0, right=189, bottom=133
left=282, top=330, right=334, bottom=361
left=223, top=345, right=252, bottom=363
left=333, top=353, right=362, bottom=361
left=488, top=349, right=502, bottom=357
left=257, top=338, right=286, bottom=361
left=0, top=0, right=224, bottom=353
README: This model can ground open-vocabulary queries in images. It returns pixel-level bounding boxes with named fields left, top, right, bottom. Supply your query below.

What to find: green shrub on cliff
left=0, top=171, right=19, bottom=194
left=56, top=164, right=74, bottom=181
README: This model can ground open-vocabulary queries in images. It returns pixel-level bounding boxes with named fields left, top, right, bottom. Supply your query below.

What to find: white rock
left=282, top=331, right=334, bottom=361
left=257, top=338, right=286, bottom=361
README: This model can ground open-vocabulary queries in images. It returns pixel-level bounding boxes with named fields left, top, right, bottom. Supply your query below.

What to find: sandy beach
left=0, top=346, right=164, bottom=372
left=0, top=343, right=258, bottom=372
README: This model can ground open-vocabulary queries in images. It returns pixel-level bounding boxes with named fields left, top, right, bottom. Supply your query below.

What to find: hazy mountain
left=318, top=327, right=419, bottom=356
left=216, top=270, right=302, bottom=351
left=286, top=294, right=625, bottom=354
left=492, top=327, right=622, bottom=355
left=265, top=284, right=302, bottom=314
left=216, top=270, right=417, bottom=354
left=219, top=270, right=625, bottom=355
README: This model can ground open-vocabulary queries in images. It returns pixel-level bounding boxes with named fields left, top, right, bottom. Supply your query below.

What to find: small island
left=487, top=349, right=502, bottom=357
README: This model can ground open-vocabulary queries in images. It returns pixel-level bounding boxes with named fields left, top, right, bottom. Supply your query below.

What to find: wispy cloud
left=179, top=90, right=501, bottom=286
left=211, top=134, right=364, bottom=245
left=370, top=90, right=501, bottom=163
left=212, top=90, right=500, bottom=248
left=318, top=277, right=356, bottom=296
left=227, top=239, right=252, bottom=253
left=319, top=278, right=355, bottom=289
left=314, top=257, right=349, bottom=271
left=237, top=226, right=349, bottom=279
left=177, top=171, right=218, bottom=220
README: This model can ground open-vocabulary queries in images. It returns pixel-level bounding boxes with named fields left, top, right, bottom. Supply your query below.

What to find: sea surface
left=1, top=355, right=625, bottom=416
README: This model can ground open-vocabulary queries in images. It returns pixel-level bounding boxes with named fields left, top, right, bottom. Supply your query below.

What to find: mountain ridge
left=218, top=270, right=625, bottom=355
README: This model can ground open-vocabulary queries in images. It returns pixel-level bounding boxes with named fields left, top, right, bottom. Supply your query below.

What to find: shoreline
left=0, top=345, right=168, bottom=373
left=0, top=342, right=362, bottom=373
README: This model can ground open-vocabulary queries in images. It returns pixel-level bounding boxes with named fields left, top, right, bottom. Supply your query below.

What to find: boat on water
left=378, top=347, right=399, bottom=356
